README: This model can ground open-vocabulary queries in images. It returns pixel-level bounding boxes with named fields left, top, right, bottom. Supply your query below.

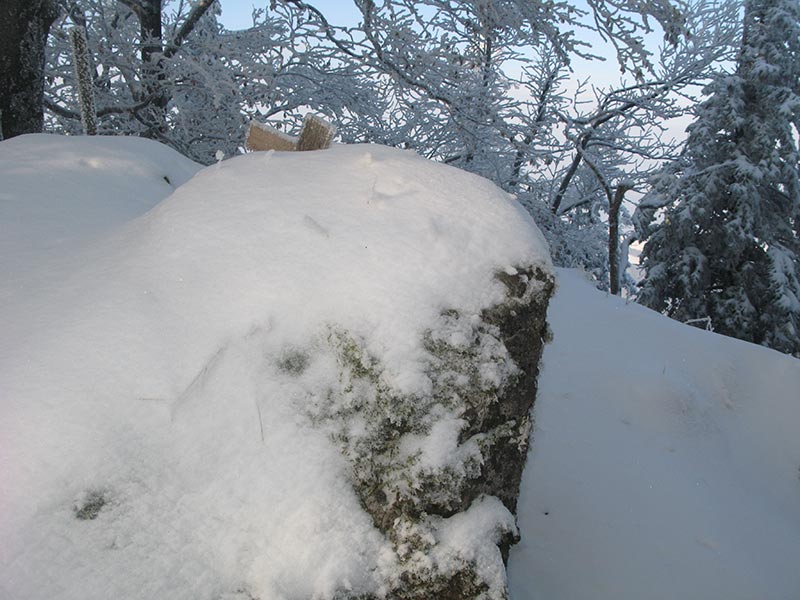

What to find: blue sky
left=218, top=1, right=361, bottom=30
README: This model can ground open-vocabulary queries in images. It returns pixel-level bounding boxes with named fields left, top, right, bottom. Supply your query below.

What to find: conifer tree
left=639, top=0, right=800, bottom=356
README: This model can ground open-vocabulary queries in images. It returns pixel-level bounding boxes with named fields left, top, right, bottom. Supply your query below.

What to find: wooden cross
left=246, top=114, right=336, bottom=152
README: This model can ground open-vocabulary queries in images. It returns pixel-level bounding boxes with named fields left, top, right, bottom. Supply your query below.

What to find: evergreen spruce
left=639, top=0, right=800, bottom=356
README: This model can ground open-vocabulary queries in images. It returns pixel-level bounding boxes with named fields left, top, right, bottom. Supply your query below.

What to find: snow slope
left=0, top=135, right=549, bottom=600
left=0, top=134, right=200, bottom=281
left=509, top=270, right=800, bottom=600
left=2, top=135, right=798, bottom=600
left=0, top=134, right=201, bottom=346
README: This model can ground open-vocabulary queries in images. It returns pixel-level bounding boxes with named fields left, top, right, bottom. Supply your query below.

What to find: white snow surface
left=0, top=135, right=549, bottom=600
left=509, top=270, right=800, bottom=600
left=2, top=135, right=799, bottom=600
left=0, top=134, right=200, bottom=283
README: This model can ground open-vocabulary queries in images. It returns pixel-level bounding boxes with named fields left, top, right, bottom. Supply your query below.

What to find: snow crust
left=0, top=136, right=549, bottom=599
left=509, top=269, right=800, bottom=600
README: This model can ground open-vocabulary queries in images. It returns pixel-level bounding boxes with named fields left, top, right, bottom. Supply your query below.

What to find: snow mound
left=0, top=139, right=551, bottom=599
left=509, top=269, right=800, bottom=600
left=0, top=134, right=200, bottom=281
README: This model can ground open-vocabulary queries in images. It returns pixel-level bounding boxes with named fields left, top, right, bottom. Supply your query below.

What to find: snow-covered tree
left=639, top=0, right=800, bottom=356
left=227, top=4, right=389, bottom=151
left=526, top=0, right=740, bottom=294
left=45, top=0, right=225, bottom=158
left=306, top=0, right=570, bottom=183
left=279, top=0, right=694, bottom=189
left=44, top=1, right=386, bottom=163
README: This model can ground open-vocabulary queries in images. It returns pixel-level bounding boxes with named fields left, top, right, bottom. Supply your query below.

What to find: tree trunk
left=136, top=0, right=168, bottom=136
left=120, top=0, right=216, bottom=139
left=0, top=0, right=59, bottom=139
left=608, top=184, right=632, bottom=295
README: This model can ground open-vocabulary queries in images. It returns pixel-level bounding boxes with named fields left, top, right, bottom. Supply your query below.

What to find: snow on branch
left=69, top=26, right=97, bottom=135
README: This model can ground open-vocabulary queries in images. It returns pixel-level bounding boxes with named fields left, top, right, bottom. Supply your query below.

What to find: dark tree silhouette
left=0, top=0, right=60, bottom=139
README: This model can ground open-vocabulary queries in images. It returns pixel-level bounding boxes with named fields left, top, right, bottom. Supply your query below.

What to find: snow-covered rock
left=0, top=136, right=553, bottom=600
left=7, top=135, right=795, bottom=600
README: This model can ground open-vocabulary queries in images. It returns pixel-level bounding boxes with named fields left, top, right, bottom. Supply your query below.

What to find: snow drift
left=0, top=136, right=553, bottom=599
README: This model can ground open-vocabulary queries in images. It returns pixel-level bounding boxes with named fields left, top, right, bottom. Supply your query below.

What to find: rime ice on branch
left=69, top=26, right=97, bottom=136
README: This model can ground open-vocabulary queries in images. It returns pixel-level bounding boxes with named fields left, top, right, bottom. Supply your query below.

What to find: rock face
left=312, top=265, right=554, bottom=599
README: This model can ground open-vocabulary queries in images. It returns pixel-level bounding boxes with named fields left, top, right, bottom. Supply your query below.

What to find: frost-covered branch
left=551, top=0, right=740, bottom=214
left=69, top=26, right=97, bottom=135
